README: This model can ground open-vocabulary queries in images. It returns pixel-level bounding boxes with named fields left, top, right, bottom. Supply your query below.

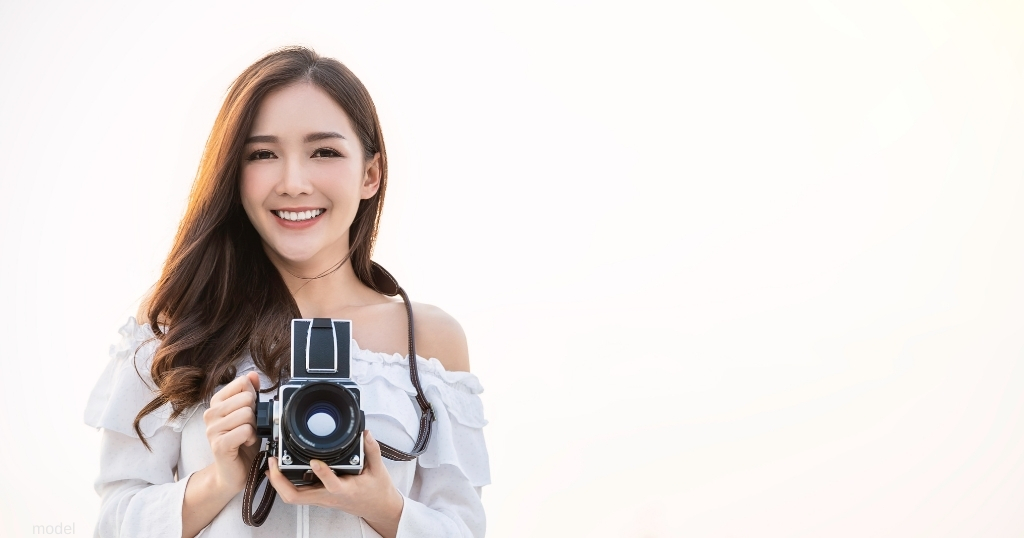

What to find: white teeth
left=274, top=209, right=324, bottom=222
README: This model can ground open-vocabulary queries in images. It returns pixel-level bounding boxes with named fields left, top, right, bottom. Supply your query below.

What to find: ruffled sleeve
left=84, top=316, right=200, bottom=437
left=84, top=317, right=202, bottom=538
left=352, top=343, right=490, bottom=537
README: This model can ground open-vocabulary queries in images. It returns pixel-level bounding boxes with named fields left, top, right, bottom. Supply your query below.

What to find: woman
left=84, top=47, right=489, bottom=538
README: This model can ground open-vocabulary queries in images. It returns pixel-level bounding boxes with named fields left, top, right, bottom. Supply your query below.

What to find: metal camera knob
left=349, top=455, right=360, bottom=465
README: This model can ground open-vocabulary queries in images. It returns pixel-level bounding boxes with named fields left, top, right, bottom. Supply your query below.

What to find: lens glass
left=283, top=382, right=361, bottom=461
left=306, top=403, right=339, bottom=437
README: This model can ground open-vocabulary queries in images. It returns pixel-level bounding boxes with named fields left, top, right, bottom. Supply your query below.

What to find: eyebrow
left=245, top=131, right=346, bottom=144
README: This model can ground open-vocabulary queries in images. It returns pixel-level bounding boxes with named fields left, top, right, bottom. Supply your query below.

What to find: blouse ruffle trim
left=83, top=317, right=200, bottom=439
left=355, top=339, right=490, bottom=487
left=84, top=317, right=491, bottom=488
left=234, top=339, right=492, bottom=488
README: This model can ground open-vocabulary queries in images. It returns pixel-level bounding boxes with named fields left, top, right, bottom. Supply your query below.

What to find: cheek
left=239, top=170, right=268, bottom=218
left=315, top=162, right=364, bottom=205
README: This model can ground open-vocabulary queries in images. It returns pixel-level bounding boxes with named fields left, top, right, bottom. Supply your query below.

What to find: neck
left=265, top=249, right=380, bottom=317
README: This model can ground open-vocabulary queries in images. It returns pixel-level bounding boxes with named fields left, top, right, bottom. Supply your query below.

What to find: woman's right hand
left=203, top=371, right=262, bottom=495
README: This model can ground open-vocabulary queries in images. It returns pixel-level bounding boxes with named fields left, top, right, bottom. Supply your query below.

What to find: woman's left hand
left=266, top=430, right=404, bottom=537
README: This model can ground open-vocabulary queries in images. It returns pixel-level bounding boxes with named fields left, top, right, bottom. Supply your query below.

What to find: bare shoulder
left=410, top=302, right=470, bottom=373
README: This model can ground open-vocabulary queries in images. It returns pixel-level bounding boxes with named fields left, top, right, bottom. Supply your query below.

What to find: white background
left=1, top=0, right=1023, bottom=536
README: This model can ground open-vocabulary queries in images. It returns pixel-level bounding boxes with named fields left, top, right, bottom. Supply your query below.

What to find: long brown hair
left=132, top=46, right=389, bottom=449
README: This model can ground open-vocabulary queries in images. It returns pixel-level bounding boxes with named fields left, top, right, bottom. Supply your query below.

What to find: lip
left=271, top=207, right=326, bottom=230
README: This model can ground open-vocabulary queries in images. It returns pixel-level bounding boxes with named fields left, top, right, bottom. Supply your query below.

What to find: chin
left=263, top=242, right=318, bottom=265
left=276, top=251, right=320, bottom=265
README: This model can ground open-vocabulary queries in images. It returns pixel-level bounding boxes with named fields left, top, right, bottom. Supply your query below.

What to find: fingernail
left=311, top=460, right=322, bottom=471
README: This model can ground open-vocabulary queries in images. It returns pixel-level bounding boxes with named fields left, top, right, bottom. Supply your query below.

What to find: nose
left=274, top=157, right=313, bottom=197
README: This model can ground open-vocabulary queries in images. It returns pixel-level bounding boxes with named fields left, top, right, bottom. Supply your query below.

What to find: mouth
left=273, top=209, right=326, bottom=222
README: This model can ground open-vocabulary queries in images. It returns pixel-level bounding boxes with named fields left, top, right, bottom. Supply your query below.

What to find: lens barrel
left=282, top=382, right=362, bottom=463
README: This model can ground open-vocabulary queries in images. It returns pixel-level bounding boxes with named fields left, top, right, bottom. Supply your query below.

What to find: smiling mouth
left=273, top=209, right=325, bottom=222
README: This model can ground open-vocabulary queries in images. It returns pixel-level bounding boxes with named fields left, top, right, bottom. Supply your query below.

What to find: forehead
left=249, top=81, right=355, bottom=137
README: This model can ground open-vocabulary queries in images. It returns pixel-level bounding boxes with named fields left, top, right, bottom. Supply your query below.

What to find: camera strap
left=242, top=262, right=435, bottom=526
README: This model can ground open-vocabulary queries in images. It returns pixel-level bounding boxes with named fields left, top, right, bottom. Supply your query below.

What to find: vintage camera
left=255, top=318, right=365, bottom=485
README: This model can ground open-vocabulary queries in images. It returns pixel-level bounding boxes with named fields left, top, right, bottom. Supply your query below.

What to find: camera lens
left=305, top=403, right=340, bottom=437
left=283, top=382, right=361, bottom=463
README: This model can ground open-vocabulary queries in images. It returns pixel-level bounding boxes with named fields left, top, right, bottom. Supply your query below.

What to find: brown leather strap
left=242, top=448, right=276, bottom=526
left=242, top=262, right=433, bottom=526
left=376, top=283, right=435, bottom=460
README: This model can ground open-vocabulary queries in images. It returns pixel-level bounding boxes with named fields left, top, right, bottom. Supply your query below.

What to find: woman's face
left=239, top=82, right=380, bottom=270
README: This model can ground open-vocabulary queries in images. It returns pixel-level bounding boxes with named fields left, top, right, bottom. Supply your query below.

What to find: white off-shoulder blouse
left=84, top=317, right=490, bottom=538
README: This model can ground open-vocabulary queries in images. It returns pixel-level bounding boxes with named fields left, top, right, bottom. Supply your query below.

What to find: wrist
left=182, top=465, right=245, bottom=538
left=364, top=488, right=405, bottom=536
left=207, top=465, right=244, bottom=499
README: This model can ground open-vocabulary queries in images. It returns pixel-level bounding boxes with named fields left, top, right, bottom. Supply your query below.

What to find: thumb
left=364, top=430, right=385, bottom=470
left=247, top=371, right=261, bottom=392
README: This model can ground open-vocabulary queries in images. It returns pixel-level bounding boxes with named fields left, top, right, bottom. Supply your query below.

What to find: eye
left=247, top=149, right=276, bottom=161
left=311, top=147, right=342, bottom=158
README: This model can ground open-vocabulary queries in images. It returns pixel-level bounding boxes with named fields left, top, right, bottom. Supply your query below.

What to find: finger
left=204, top=392, right=256, bottom=432
left=210, top=423, right=255, bottom=455
left=309, top=459, right=347, bottom=495
left=266, top=456, right=310, bottom=505
left=243, top=429, right=260, bottom=447
left=210, top=373, right=259, bottom=406
left=246, top=371, right=261, bottom=392
left=211, top=389, right=258, bottom=417
left=265, top=457, right=343, bottom=504
left=214, top=397, right=256, bottom=428
left=363, top=430, right=385, bottom=472
left=205, top=381, right=257, bottom=429
left=239, top=421, right=261, bottom=448
left=294, top=483, right=327, bottom=493
left=207, top=403, right=255, bottom=435
left=209, top=374, right=255, bottom=406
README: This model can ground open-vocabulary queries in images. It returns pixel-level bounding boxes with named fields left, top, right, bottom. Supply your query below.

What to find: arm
left=95, top=407, right=239, bottom=538
left=180, top=465, right=239, bottom=538
left=94, top=426, right=194, bottom=538
left=398, top=304, right=488, bottom=537
left=89, top=318, right=254, bottom=538
left=182, top=371, right=265, bottom=537
left=95, top=378, right=260, bottom=538
left=265, top=412, right=488, bottom=538
left=89, top=317, right=195, bottom=538
left=395, top=463, right=486, bottom=538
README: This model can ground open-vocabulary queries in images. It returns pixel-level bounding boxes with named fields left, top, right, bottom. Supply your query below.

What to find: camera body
left=256, top=318, right=365, bottom=485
